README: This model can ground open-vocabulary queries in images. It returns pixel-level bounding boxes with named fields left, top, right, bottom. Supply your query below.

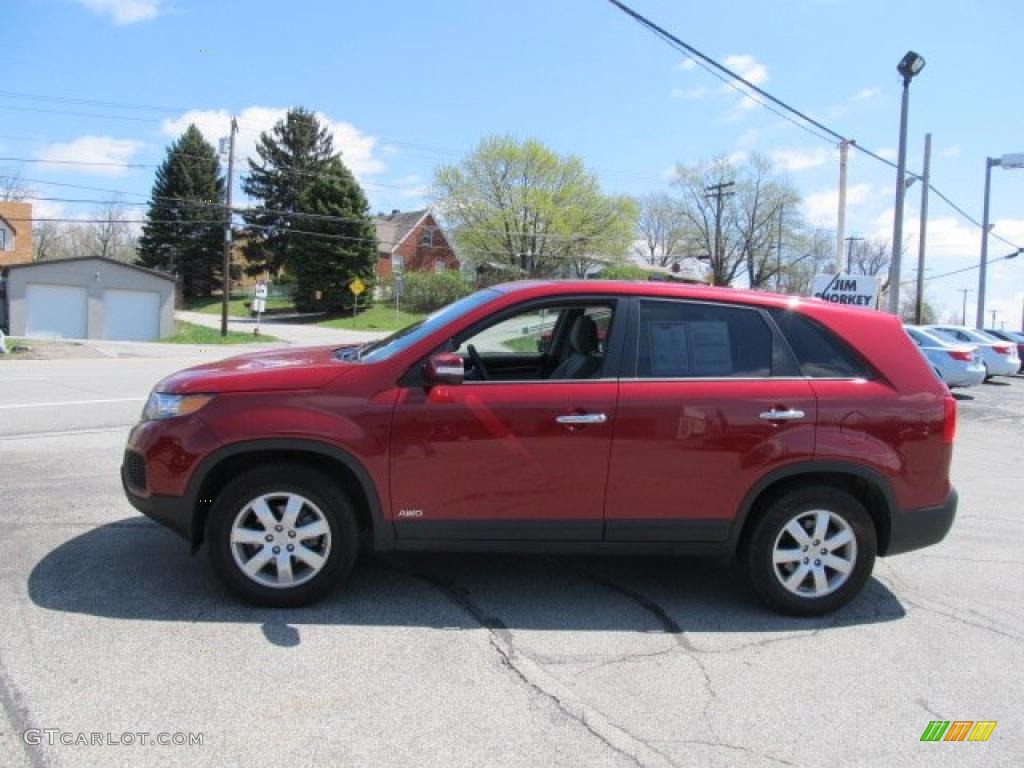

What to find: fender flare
left=184, top=438, right=391, bottom=551
left=727, top=461, right=897, bottom=554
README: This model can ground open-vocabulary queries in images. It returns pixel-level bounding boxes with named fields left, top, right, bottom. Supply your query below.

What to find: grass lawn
left=318, top=304, right=425, bottom=331
left=160, top=321, right=278, bottom=344
left=183, top=296, right=295, bottom=317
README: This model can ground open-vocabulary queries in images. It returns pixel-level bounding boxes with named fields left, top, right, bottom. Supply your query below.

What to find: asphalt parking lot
left=1, top=353, right=1022, bottom=768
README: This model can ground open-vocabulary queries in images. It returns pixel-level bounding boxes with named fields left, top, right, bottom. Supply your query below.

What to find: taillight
left=992, top=344, right=1011, bottom=355
left=947, top=350, right=972, bottom=362
left=942, top=394, right=957, bottom=444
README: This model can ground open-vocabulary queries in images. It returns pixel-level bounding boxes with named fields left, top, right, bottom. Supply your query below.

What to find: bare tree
left=672, top=157, right=746, bottom=286
left=32, top=221, right=64, bottom=261
left=735, top=155, right=802, bottom=289
left=777, top=228, right=835, bottom=296
left=90, top=198, right=136, bottom=262
left=634, top=192, right=690, bottom=266
left=0, top=168, right=31, bottom=201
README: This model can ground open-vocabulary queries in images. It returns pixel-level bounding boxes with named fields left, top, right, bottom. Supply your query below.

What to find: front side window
left=453, top=302, right=615, bottom=381
left=635, top=300, right=774, bottom=378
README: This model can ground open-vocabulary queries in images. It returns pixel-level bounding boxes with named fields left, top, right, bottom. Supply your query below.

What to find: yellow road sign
left=349, top=277, right=366, bottom=296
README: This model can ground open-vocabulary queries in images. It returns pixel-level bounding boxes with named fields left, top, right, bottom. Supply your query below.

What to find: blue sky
left=3, top=0, right=1023, bottom=324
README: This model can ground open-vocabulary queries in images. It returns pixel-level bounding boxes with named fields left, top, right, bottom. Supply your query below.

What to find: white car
left=904, top=326, right=986, bottom=387
left=924, top=325, right=1021, bottom=378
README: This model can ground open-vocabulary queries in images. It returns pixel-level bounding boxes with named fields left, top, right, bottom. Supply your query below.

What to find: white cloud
left=852, top=88, right=880, bottom=101
left=940, top=144, right=961, bottom=158
left=723, top=54, right=768, bottom=86
left=876, top=147, right=897, bottom=161
left=73, top=0, right=163, bottom=25
left=721, top=54, right=768, bottom=112
left=160, top=107, right=386, bottom=180
left=36, top=135, right=144, bottom=176
left=772, top=147, right=830, bottom=171
left=678, top=58, right=698, bottom=71
left=390, top=175, right=430, bottom=200
left=803, top=183, right=873, bottom=227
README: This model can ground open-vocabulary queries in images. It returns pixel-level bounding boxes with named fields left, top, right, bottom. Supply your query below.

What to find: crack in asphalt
left=649, top=739, right=800, bottom=767
left=371, top=558, right=678, bottom=768
left=0, top=651, right=49, bottom=768
left=915, top=697, right=944, bottom=720
left=554, top=561, right=722, bottom=743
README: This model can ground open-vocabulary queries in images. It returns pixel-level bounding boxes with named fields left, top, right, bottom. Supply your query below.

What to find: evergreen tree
left=241, top=108, right=376, bottom=311
left=290, top=157, right=377, bottom=312
left=137, top=125, right=224, bottom=297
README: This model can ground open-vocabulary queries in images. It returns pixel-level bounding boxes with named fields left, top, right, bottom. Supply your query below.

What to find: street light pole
left=888, top=51, right=925, bottom=316
left=914, top=133, right=932, bottom=324
left=978, top=152, right=1024, bottom=328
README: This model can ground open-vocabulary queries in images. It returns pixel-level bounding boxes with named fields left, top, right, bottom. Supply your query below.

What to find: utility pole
left=705, top=181, right=735, bottom=285
left=976, top=157, right=999, bottom=330
left=835, top=139, right=852, bottom=273
left=914, top=133, right=932, bottom=325
left=844, top=236, right=864, bottom=274
left=989, top=309, right=998, bottom=329
left=775, top=202, right=784, bottom=291
left=220, top=116, right=238, bottom=337
left=956, top=288, right=972, bottom=326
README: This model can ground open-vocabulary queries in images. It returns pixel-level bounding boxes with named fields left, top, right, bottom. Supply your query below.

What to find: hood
left=156, top=345, right=356, bottom=394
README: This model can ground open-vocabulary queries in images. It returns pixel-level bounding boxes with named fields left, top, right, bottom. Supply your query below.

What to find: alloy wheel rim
left=771, top=509, right=857, bottom=599
left=230, top=492, right=332, bottom=589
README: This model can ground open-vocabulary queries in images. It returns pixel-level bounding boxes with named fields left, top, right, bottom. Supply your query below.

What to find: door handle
left=759, top=409, right=806, bottom=422
left=556, top=413, right=608, bottom=425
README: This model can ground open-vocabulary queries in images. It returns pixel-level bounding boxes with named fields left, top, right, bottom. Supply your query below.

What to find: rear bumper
left=884, top=487, right=957, bottom=556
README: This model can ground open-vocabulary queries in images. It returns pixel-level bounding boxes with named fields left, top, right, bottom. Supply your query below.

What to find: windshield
left=346, top=289, right=501, bottom=363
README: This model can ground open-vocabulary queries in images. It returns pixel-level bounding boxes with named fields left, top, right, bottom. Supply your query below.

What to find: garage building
left=3, top=257, right=176, bottom=341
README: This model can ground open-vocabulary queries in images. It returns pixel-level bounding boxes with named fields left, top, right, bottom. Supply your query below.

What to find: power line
left=605, top=0, right=1023, bottom=254
left=20, top=193, right=620, bottom=243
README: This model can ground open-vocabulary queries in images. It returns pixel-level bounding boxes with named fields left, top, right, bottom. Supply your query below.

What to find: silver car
left=924, top=325, right=1021, bottom=378
left=904, top=326, right=985, bottom=387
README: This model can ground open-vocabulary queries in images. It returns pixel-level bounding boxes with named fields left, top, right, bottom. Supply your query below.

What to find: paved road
left=175, top=310, right=389, bottom=347
left=1, top=356, right=1022, bottom=767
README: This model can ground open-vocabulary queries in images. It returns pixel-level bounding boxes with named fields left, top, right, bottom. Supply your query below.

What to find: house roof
left=373, top=209, right=429, bottom=254
left=4, top=255, right=176, bottom=282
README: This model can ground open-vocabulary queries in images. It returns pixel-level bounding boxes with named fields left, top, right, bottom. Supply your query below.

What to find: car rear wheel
left=744, top=486, right=876, bottom=616
left=207, top=465, right=359, bottom=607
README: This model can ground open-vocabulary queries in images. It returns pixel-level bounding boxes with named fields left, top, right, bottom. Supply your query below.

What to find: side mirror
left=424, top=353, right=464, bottom=385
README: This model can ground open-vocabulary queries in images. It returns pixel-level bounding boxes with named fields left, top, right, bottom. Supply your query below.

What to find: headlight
left=142, top=392, right=215, bottom=421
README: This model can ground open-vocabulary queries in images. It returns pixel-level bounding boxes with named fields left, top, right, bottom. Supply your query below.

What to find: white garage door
left=25, top=283, right=88, bottom=339
left=102, top=289, right=160, bottom=341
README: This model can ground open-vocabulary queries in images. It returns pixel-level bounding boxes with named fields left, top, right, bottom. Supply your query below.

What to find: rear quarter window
left=770, top=310, right=871, bottom=379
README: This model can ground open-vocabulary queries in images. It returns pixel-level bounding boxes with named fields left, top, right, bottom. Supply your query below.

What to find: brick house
left=0, top=202, right=33, bottom=267
left=374, top=209, right=458, bottom=279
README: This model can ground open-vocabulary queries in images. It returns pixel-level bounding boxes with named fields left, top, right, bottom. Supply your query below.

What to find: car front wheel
left=207, top=465, right=359, bottom=607
left=744, top=486, right=876, bottom=616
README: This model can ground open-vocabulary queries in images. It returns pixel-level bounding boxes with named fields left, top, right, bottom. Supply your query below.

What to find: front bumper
left=884, top=487, right=957, bottom=556
left=121, top=463, right=192, bottom=541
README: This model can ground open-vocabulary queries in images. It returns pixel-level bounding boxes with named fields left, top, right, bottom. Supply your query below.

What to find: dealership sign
left=811, top=274, right=880, bottom=308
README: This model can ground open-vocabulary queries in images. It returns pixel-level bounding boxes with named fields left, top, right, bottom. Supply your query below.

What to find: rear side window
left=635, top=300, right=776, bottom=378
left=770, top=310, right=870, bottom=379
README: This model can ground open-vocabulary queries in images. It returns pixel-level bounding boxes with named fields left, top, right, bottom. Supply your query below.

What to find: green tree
left=137, top=125, right=224, bottom=297
left=241, top=107, right=335, bottom=277
left=433, top=136, right=637, bottom=278
left=287, top=156, right=377, bottom=312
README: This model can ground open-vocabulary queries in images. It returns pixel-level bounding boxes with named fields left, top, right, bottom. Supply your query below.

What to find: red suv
left=122, top=281, right=957, bottom=615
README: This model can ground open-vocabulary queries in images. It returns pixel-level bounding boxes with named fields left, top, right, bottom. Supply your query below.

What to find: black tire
left=206, top=464, right=359, bottom=607
left=743, top=486, right=877, bottom=617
